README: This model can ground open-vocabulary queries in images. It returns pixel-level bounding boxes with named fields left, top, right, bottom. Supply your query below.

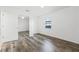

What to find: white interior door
left=1, top=11, right=18, bottom=43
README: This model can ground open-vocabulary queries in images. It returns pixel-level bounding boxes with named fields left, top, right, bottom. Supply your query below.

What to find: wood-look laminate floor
left=0, top=31, right=79, bottom=52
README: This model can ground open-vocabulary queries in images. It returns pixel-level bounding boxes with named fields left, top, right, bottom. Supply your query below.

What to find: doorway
left=18, top=16, right=29, bottom=40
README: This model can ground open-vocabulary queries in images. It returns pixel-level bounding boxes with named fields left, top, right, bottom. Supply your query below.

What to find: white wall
left=18, top=16, right=29, bottom=32
left=37, top=7, right=79, bottom=44
left=1, top=11, right=18, bottom=42
left=0, top=11, right=1, bottom=39
left=29, top=16, right=37, bottom=36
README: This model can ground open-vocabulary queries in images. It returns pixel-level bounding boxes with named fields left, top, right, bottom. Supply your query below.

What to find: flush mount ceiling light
left=21, top=16, right=25, bottom=19
left=40, top=6, right=44, bottom=8
left=25, top=10, right=30, bottom=12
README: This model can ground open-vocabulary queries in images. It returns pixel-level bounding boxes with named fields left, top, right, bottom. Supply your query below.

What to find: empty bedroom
left=0, top=6, right=79, bottom=52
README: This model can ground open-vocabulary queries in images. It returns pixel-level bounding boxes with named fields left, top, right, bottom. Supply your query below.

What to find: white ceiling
left=0, top=6, right=69, bottom=16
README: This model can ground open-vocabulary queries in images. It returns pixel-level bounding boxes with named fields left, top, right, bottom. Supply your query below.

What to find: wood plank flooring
left=0, top=31, right=79, bottom=52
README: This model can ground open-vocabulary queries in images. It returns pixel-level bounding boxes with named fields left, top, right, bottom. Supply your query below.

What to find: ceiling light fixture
left=25, top=10, right=30, bottom=12
left=41, top=6, right=44, bottom=8
left=21, top=16, right=25, bottom=19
